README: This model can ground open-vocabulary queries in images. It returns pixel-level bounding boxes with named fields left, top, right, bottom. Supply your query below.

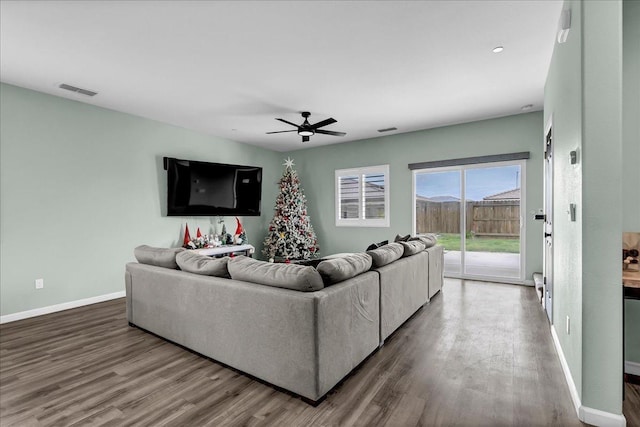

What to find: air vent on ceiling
left=59, top=83, right=98, bottom=97
left=377, top=127, right=397, bottom=133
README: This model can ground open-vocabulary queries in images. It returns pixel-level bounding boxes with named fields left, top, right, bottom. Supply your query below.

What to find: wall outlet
left=566, top=315, right=570, bottom=335
left=35, top=278, right=44, bottom=289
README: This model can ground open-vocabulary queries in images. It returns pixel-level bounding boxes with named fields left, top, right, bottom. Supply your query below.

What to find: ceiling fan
left=266, top=111, right=346, bottom=142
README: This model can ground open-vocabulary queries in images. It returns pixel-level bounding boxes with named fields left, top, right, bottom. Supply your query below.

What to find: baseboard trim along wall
left=550, top=326, right=627, bottom=427
left=579, top=406, right=627, bottom=427
left=626, top=361, right=640, bottom=376
left=550, top=326, right=581, bottom=415
left=0, top=291, right=126, bottom=324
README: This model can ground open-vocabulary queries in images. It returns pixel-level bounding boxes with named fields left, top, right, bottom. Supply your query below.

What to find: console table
left=623, top=270, right=640, bottom=300
left=193, top=244, right=255, bottom=258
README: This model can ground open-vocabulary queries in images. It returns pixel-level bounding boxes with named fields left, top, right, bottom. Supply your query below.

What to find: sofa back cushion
left=367, top=242, right=404, bottom=268
left=176, top=251, right=229, bottom=277
left=316, top=253, right=372, bottom=285
left=409, top=234, right=437, bottom=249
left=134, top=245, right=185, bottom=269
left=400, top=240, right=427, bottom=257
left=228, top=256, right=324, bottom=292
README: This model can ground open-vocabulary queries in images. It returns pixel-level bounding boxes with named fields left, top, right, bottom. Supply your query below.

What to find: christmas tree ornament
left=196, top=227, right=202, bottom=238
left=263, top=158, right=319, bottom=260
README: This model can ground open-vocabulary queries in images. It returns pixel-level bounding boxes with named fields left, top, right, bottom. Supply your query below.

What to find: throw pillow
left=365, top=240, right=389, bottom=251
left=367, top=242, right=404, bottom=267
left=134, top=245, right=185, bottom=269
left=176, top=251, right=229, bottom=277
left=316, top=253, right=372, bottom=285
left=400, top=240, right=427, bottom=257
left=295, top=258, right=324, bottom=268
left=394, top=234, right=411, bottom=242
left=228, top=256, right=324, bottom=292
left=409, top=233, right=437, bottom=248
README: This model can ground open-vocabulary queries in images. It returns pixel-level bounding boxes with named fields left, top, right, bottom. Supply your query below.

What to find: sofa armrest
left=425, top=245, right=444, bottom=298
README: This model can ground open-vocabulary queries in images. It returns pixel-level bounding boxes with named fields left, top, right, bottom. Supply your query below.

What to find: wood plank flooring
left=625, top=381, right=640, bottom=427
left=1, top=279, right=585, bottom=426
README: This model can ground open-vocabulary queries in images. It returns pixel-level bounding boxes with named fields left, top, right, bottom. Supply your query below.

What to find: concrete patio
left=444, top=250, right=521, bottom=279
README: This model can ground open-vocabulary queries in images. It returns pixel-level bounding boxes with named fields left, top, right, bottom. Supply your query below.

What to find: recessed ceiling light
left=521, top=104, right=534, bottom=111
left=492, top=46, right=504, bottom=53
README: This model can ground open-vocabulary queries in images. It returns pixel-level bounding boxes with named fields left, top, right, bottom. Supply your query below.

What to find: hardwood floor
left=625, top=381, right=640, bottom=427
left=1, top=279, right=585, bottom=426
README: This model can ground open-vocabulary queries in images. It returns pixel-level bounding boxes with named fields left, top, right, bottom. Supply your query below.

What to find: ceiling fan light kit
left=267, top=111, right=346, bottom=143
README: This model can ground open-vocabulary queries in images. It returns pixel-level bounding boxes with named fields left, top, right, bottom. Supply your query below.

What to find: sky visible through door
left=416, top=165, right=520, bottom=201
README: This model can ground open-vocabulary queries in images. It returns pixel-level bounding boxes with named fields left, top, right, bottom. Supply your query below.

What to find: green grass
left=436, top=233, right=520, bottom=253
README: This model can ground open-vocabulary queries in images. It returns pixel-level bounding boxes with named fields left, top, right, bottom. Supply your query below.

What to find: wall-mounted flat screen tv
left=164, top=157, right=262, bottom=216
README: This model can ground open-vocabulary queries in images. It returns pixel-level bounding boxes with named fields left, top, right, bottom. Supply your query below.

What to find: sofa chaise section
left=125, top=262, right=380, bottom=402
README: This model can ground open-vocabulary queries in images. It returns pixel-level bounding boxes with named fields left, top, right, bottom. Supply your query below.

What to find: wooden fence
left=415, top=200, right=520, bottom=237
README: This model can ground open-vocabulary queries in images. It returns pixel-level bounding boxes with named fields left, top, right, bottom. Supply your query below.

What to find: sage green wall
left=580, top=0, right=623, bottom=413
left=623, top=0, right=640, bottom=365
left=545, top=0, right=624, bottom=415
left=544, top=0, right=584, bottom=399
left=0, top=83, right=282, bottom=317
left=288, top=112, right=544, bottom=281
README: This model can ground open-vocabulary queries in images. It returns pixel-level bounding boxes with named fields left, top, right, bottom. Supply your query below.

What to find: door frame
left=412, top=160, right=527, bottom=284
left=543, top=116, right=554, bottom=323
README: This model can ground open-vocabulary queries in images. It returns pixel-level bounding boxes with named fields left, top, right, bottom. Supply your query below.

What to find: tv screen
left=165, top=157, right=262, bottom=216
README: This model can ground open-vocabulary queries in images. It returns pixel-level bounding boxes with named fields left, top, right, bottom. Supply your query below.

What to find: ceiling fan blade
left=315, top=129, right=346, bottom=137
left=266, top=130, right=298, bottom=134
left=302, top=135, right=310, bottom=143
left=310, top=117, right=337, bottom=129
left=276, top=118, right=301, bottom=128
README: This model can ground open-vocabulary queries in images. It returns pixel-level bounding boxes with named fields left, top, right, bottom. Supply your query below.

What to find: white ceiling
left=0, top=1, right=563, bottom=152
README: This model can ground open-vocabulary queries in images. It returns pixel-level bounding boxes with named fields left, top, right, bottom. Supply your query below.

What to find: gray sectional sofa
left=125, top=240, right=443, bottom=402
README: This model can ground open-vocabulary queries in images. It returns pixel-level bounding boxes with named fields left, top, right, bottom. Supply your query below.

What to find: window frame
left=335, top=164, right=390, bottom=227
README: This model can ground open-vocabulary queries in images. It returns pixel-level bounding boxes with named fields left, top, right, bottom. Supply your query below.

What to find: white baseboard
left=550, top=326, right=627, bottom=427
left=550, top=325, right=581, bottom=416
left=579, top=406, right=626, bottom=427
left=625, top=360, right=640, bottom=376
left=0, top=291, right=126, bottom=324
left=523, top=279, right=535, bottom=286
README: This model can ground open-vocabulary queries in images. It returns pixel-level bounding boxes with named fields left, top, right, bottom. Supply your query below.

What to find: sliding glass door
left=414, top=170, right=462, bottom=275
left=413, top=161, right=524, bottom=283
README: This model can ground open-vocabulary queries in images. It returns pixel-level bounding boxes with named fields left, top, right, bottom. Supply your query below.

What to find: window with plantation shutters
left=335, top=165, right=390, bottom=227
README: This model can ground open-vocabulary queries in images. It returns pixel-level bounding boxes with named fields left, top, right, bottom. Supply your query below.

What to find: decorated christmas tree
left=263, top=157, right=319, bottom=261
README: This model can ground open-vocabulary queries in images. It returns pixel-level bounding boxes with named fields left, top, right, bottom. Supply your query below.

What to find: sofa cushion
left=176, top=251, right=229, bottom=277
left=134, top=245, right=185, bottom=269
left=367, top=242, right=404, bottom=268
left=228, top=256, right=324, bottom=292
left=316, top=253, right=373, bottom=285
left=409, top=233, right=437, bottom=249
left=365, top=240, right=389, bottom=251
left=400, top=240, right=427, bottom=257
